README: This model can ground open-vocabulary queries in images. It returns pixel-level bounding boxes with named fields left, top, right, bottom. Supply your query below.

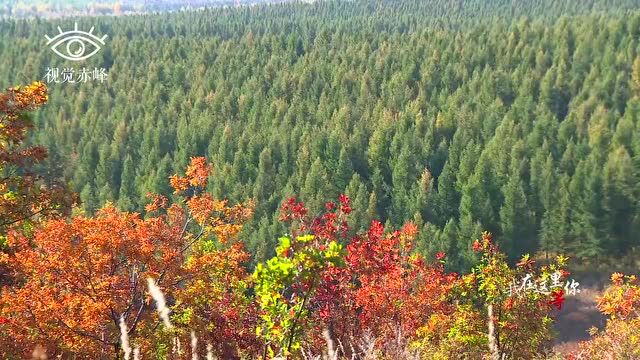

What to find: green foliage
left=253, top=235, right=344, bottom=357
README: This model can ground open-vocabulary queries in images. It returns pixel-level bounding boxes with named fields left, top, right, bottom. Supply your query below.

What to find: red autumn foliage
left=277, top=196, right=456, bottom=357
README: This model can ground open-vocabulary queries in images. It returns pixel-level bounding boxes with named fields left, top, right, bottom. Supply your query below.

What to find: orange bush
left=572, top=273, right=640, bottom=359
left=0, top=157, right=256, bottom=358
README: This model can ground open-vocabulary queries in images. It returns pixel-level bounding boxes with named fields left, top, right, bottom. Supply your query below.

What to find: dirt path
left=553, top=286, right=606, bottom=354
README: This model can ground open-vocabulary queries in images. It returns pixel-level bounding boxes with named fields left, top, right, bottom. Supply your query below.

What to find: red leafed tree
left=0, top=157, right=255, bottom=358
left=274, top=196, right=456, bottom=358
left=340, top=221, right=456, bottom=347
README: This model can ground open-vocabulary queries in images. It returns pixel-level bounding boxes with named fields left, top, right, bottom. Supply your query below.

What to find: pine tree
left=117, top=155, right=137, bottom=212
left=253, top=148, right=276, bottom=204
left=499, top=165, right=532, bottom=261
left=302, top=157, right=328, bottom=212
left=568, top=158, right=605, bottom=259
left=334, top=148, right=354, bottom=193
left=80, top=184, right=98, bottom=214
left=603, top=146, right=637, bottom=254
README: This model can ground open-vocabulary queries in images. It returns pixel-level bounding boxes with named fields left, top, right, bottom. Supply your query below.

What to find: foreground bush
left=0, top=157, right=256, bottom=358
left=571, top=273, right=640, bottom=359
left=254, top=197, right=456, bottom=358
left=415, top=233, right=569, bottom=360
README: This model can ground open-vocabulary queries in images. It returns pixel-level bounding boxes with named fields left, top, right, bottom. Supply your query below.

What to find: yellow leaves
left=185, top=193, right=252, bottom=244
left=2, top=191, right=16, bottom=201
left=555, top=255, right=568, bottom=267
left=10, top=81, right=48, bottom=108
left=612, top=272, right=625, bottom=285
left=435, top=112, right=445, bottom=129
left=596, top=273, right=640, bottom=321
left=632, top=57, right=640, bottom=97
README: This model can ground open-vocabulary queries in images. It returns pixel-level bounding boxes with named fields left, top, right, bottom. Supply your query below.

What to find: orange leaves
left=185, top=193, right=253, bottom=243
left=0, top=157, right=253, bottom=358
left=472, top=239, right=483, bottom=252
left=187, top=194, right=227, bottom=222
left=185, top=157, right=212, bottom=187
left=0, top=84, right=75, bottom=357
left=169, top=175, right=190, bottom=193
left=401, top=221, right=418, bottom=239
left=0, top=81, right=48, bottom=117
left=611, top=272, right=625, bottom=286
left=0, top=83, right=74, bottom=240
left=144, top=193, right=169, bottom=212
left=1, top=206, right=187, bottom=355
left=170, top=156, right=212, bottom=194
left=10, top=82, right=48, bottom=110
left=575, top=274, right=640, bottom=358
left=597, top=273, right=640, bottom=320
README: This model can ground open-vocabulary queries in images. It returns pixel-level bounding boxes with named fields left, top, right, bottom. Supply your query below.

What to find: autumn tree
left=0, top=82, right=73, bottom=240
left=416, top=232, right=569, bottom=359
left=0, top=157, right=255, bottom=359
left=573, top=273, right=640, bottom=359
left=255, top=195, right=457, bottom=359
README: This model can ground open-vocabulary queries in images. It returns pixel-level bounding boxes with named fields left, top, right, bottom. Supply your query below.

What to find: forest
left=1, top=0, right=274, bottom=18
left=1, top=0, right=640, bottom=358
left=2, top=0, right=640, bottom=269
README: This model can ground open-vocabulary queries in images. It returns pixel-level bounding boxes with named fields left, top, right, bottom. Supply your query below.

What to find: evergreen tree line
left=1, top=0, right=640, bottom=270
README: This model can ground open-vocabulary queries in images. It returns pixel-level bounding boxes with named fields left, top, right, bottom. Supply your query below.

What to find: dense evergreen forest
left=2, top=0, right=640, bottom=271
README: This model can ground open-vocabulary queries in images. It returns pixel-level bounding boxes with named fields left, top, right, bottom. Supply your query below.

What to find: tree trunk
left=487, top=304, right=500, bottom=360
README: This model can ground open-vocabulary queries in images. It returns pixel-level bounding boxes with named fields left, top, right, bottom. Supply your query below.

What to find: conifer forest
left=1, top=0, right=640, bottom=359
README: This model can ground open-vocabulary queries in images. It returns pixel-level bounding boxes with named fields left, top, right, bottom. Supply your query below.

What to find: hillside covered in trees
left=2, top=0, right=640, bottom=272
left=0, top=84, right=639, bottom=358
left=2, top=0, right=640, bottom=358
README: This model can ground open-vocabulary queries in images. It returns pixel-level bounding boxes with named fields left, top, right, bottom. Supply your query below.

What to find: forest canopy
left=2, top=0, right=640, bottom=358
left=1, top=0, right=640, bottom=271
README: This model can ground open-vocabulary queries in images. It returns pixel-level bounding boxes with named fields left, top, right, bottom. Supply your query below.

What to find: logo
left=45, top=23, right=108, bottom=61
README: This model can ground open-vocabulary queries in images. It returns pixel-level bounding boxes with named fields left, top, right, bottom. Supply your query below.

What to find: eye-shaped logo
left=45, top=23, right=108, bottom=61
